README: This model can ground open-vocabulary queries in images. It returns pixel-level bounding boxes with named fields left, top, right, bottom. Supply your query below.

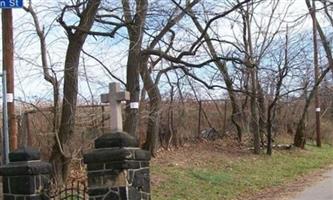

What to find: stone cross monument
left=101, top=82, right=130, bottom=132
left=84, top=82, right=152, bottom=200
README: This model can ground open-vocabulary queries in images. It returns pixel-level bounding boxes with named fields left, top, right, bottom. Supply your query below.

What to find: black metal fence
left=43, top=181, right=88, bottom=200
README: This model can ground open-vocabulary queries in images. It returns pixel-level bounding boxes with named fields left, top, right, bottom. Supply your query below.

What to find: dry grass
left=151, top=140, right=333, bottom=200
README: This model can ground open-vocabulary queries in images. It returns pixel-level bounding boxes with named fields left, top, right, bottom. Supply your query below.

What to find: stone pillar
left=0, top=147, right=52, bottom=200
left=84, top=132, right=151, bottom=200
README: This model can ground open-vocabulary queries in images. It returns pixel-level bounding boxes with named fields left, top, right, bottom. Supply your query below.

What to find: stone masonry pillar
left=84, top=131, right=151, bottom=200
left=0, top=147, right=52, bottom=200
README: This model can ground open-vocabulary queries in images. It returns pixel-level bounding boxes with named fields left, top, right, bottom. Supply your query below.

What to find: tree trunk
left=243, top=3, right=260, bottom=154
left=294, top=0, right=333, bottom=148
left=141, top=57, right=161, bottom=155
left=257, top=82, right=266, bottom=146
left=294, top=66, right=331, bottom=147
left=228, top=89, right=243, bottom=142
left=139, top=0, right=200, bottom=150
left=190, top=15, right=243, bottom=141
left=123, top=0, right=148, bottom=137
left=294, top=116, right=306, bottom=148
left=250, top=68, right=260, bottom=154
left=266, top=110, right=273, bottom=155
left=124, top=44, right=141, bottom=136
left=50, top=0, right=100, bottom=184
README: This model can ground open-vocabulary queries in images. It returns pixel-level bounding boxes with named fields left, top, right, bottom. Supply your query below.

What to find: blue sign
left=0, top=0, right=23, bottom=8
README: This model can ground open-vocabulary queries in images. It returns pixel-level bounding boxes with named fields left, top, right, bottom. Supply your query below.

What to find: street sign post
left=1, top=71, right=9, bottom=164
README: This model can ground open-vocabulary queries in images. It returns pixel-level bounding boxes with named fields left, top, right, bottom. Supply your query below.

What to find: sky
left=1, top=0, right=130, bottom=106
left=0, top=0, right=330, bottom=107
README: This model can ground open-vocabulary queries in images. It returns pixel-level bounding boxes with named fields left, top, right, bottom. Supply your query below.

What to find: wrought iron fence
left=43, top=180, right=88, bottom=200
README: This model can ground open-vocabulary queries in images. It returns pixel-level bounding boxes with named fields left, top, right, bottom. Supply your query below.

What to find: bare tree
left=49, top=0, right=101, bottom=184
left=294, top=0, right=333, bottom=147
left=266, top=28, right=290, bottom=155
left=189, top=3, right=244, bottom=142
left=121, top=0, right=148, bottom=137
left=141, top=0, right=201, bottom=154
left=23, top=0, right=60, bottom=135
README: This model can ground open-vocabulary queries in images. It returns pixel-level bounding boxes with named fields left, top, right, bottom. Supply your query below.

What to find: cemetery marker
left=101, top=82, right=130, bottom=132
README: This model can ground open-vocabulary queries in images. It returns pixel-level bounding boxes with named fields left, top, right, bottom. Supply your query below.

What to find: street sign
left=0, top=0, right=23, bottom=8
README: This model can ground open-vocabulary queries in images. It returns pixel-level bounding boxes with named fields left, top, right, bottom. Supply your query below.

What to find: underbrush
left=321, top=119, right=333, bottom=145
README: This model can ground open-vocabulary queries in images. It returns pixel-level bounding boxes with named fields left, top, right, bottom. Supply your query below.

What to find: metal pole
left=2, top=71, right=9, bottom=164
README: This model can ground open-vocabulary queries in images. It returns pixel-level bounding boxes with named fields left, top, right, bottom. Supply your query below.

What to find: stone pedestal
left=84, top=132, right=151, bottom=200
left=0, top=147, right=52, bottom=200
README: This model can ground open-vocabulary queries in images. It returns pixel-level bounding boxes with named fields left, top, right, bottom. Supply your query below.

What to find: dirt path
left=291, top=169, right=333, bottom=200
left=244, top=166, right=333, bottom=200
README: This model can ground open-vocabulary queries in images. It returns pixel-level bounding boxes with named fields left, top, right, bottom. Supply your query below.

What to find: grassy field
left=151, top=143, right=333, bottom=200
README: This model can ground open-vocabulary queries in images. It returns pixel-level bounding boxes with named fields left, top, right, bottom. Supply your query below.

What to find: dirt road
left=292, top=169, right=333, bottom=200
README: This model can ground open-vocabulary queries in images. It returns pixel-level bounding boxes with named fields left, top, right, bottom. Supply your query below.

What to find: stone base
left=4, top=194, right=46, bottom=200
left=0, top=148, right=51, bottom=200
left=89, top=186, right=150, bottom=200
left=2, top=174, right=50, bottom=195
left=85, top=158, right=150, bottom=200
left=84, top=132, right=151, bottom=200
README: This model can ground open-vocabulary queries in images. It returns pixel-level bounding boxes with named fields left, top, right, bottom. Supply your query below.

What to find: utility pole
left=2, top=9, right=17, bottom=151
left=312, top=0, right=321, bottom=147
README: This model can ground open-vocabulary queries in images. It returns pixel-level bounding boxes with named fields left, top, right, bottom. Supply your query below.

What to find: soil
left=152, top=137, right=250, bottom=168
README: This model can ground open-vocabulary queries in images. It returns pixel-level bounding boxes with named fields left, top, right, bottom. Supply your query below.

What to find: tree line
left=11, top=0, right=333, bottom=184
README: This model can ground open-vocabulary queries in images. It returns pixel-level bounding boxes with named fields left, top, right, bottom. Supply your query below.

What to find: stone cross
left=101, top=82, right=130, bottom=132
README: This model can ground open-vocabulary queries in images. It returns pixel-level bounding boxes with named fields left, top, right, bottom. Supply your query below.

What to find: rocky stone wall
left=0, top=147, right=51, bottom=200
left=84, top=132, right=151, bottom=200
